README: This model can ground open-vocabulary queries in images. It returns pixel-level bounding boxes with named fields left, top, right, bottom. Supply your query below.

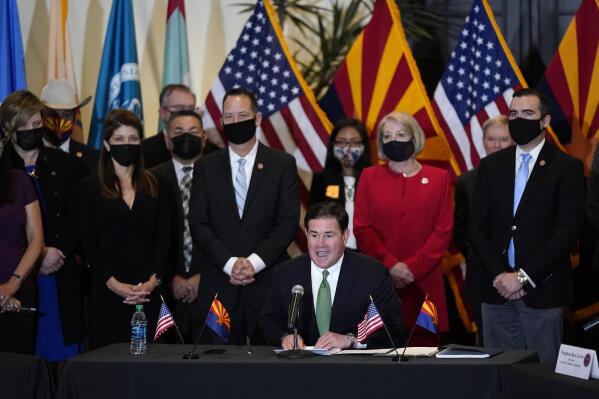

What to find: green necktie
left=316, top=270, right=332, bottom=335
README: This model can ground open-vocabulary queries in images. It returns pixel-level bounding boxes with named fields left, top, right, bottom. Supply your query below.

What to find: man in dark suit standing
left=151, top=110, right=207, bottom=342
left=40, top=79, right=99, bottom=175
left=260, top=202, right=405, bottom=349
left=143, top=84, right=219, bottom=169
left=189, top=87, right=299, bottom=345
left=453, top=115, right=513, bottom=344
left=470, top=88, right=585, bottom=363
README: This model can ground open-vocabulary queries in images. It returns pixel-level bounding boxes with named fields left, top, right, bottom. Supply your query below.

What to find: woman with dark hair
left=0, top=108, right=44, bottom=354
left=2, top=90, right=85, bottom=360
left=79, top=109, right=170, bottom=349
left=309, top=118, right=372, bottom=249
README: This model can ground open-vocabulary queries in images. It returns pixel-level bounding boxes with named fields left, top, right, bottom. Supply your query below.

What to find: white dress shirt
left=310, top=255, right=343, bottom=311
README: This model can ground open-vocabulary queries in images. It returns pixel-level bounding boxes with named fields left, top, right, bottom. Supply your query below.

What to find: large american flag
left=357, top=300, right=384, bottom=343
left=201, top=0, right=332, bottom=246
left=432, top=0, right=525, bottom=172
left=154, top=301, right=175, bottom=341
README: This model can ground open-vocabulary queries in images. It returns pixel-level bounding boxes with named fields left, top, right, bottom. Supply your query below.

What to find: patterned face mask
left=43, top=117, right=74, bottom=146
left=333, top=145, right=365, bottom=167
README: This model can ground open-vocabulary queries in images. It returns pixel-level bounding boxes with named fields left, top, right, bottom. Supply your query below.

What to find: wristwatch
left=346, top=333, right=357, bottom=349
left=516, top=269, right=529, bottom=285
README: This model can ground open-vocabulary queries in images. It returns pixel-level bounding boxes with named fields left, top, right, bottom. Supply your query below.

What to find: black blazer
left=10, top=145, right=86, bottom=343
left=151, top=160, right=202, bottom=278
left=470, top=141, right=585, bottom=308
left=259, top=251, right=405, bottom=348
left=310, top=169, right=346, bottom=206
left=69, top=139, right=99, bottom=176
left=189, top=143, right=300, bottom=313
left=143, top=131, right=221, bottom=170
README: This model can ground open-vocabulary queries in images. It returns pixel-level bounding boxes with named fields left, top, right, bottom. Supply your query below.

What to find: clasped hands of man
left=230, top=257, right=256, bottom=286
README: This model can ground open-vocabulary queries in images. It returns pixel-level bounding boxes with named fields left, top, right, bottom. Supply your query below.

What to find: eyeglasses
left=333, top=140, right=364, bottom=147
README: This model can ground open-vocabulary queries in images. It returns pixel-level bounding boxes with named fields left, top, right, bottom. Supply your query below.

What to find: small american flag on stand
left=154, top=301, right=175, bottom=341
left=357, top=300, right=384, bottom=343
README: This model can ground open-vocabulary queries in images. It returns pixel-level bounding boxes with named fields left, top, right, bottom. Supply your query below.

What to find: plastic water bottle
left=130, top=304, right=147, bottom=355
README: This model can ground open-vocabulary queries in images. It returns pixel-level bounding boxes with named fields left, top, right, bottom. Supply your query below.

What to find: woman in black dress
left=79, top=109, right=170, bottom=349
left=309, top=118, right=372, bottom=250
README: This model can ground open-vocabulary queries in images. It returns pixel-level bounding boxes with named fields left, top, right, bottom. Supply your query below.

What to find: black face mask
left=15, top=127, right=45, bottom=151
left=110, top=144, right=140, bottom=167
left=171, top=133, right=204, bottom=160
left=509, top=117, right=544, bottom=146
left=223, top=118, right=256, bottom=145
left=382, top=140, right=415, bottom=162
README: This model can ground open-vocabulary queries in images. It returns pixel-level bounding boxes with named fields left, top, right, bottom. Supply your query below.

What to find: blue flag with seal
left=0, top=0, right=26, bottom=101
left=88, top=0, right=143, bottom=149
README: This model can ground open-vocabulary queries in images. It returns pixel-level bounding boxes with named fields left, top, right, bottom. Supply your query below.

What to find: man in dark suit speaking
left=259, top=202, right=405, bottom=350
left=470, top=88, right=585, bottom=363
left=189, top=87, right=299, bottom=345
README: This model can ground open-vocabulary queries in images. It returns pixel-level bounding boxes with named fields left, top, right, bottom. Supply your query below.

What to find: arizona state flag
left=319, top=0, right=459, bottom=175
left=538, top=0, right=599, bottom=169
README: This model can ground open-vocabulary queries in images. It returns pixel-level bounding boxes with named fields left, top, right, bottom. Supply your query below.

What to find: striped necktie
left=234, top=158, right=247, bottom=218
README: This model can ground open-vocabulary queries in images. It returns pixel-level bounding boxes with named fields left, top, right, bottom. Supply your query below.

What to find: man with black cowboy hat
left=40, top=79, right=99, bottom=174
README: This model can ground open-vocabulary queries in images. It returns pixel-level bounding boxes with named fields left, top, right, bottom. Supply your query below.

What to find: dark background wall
left=414, top=0, right=583, bottom=94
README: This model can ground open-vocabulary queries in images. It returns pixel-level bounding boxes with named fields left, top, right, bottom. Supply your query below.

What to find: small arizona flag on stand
left=205, top=296, right=231, bottom=343
left=416, top=296, right=439, bottom=334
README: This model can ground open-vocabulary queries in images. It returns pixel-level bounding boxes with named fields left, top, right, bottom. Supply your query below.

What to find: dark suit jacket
left=470, top=141, right=585, bottom=308
left=143, top=130, right=220, bottom=169
left=151, top=160, right=202, bottom=279
left=310, top=169, right=346, bottom=206
left=259, top=251, right=405, bottom=348
left=189, top=142, right=300, bottom=315
left=69, top=139, right=99, bottom=176
left=10, top=145, right=86, bottom=343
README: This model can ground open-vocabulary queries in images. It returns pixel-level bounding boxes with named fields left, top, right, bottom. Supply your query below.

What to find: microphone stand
left=277, top=302, right=314, bottom=359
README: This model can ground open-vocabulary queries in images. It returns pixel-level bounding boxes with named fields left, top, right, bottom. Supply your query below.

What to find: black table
left=57, top=344, right=536, bottom=399
left=499, top=362, right=599, bottom=399
left=0, top=351, right=54, bottom=399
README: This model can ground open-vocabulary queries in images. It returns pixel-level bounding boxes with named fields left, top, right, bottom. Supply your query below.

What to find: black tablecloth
left=57, top=344, right=537, bottom=399
left=0, top=351, right=54, bottom=399
left=499, top=362, right=599, bottom=399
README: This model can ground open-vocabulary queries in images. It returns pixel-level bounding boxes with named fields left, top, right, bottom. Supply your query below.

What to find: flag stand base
left=182, top=352, right=199, bottom=359
left=277, top=349, right=315, bottom=359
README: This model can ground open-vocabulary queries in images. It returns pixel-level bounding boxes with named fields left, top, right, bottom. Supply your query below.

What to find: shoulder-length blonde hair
left=375, top=111, right=425, bottom=160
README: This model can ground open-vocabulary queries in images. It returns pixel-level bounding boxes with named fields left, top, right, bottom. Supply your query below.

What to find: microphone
left=287, top=285, right=304, bottom=331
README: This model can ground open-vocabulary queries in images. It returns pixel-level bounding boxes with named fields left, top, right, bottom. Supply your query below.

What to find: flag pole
left=183, top=292, right=218, bottom=359
left=159, top=294, right=186, bottom=345
left=369, top=295, right=401, bottom=362
left=398, top=293, right=429, bottom=362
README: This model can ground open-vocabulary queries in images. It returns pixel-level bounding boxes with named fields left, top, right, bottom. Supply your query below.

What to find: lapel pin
left=257, top=162, right=264, bottom=170
left=76, top=151, right=83, bottom=158
left=421, top=177, right=429, bottom=185
left=539, top=159, right=546, bottom=166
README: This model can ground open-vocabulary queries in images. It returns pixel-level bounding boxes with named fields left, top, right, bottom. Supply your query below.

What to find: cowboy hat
left=40, top=79, right=92, bottom=110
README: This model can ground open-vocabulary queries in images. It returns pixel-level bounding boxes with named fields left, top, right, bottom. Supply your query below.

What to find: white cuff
left=247, top=253, right=266, bottom=274
left=520, top=268, right=536, bottom=288
left=223, top=257, right=237, bottom=276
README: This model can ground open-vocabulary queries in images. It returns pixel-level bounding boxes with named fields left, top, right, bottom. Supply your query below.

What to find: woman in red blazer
left=354, top=111, right=453, bottom=345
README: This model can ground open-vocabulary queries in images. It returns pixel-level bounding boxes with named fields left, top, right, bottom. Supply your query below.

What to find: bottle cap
left=136, top=304, right=143, bottom=310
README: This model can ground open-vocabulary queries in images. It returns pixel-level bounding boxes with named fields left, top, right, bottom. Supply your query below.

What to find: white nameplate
left=554, top=344, right=598, bottom=380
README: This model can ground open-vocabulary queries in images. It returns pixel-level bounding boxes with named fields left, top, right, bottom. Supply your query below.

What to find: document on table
left=435, top=345, right=501, bottom=358
left=339, top=347, right=439, bottom=357
left=273, top=347, right=342, bottom=356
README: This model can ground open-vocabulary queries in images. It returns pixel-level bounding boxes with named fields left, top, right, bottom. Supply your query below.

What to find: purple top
left=0, top=170, right=37, bottom=283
